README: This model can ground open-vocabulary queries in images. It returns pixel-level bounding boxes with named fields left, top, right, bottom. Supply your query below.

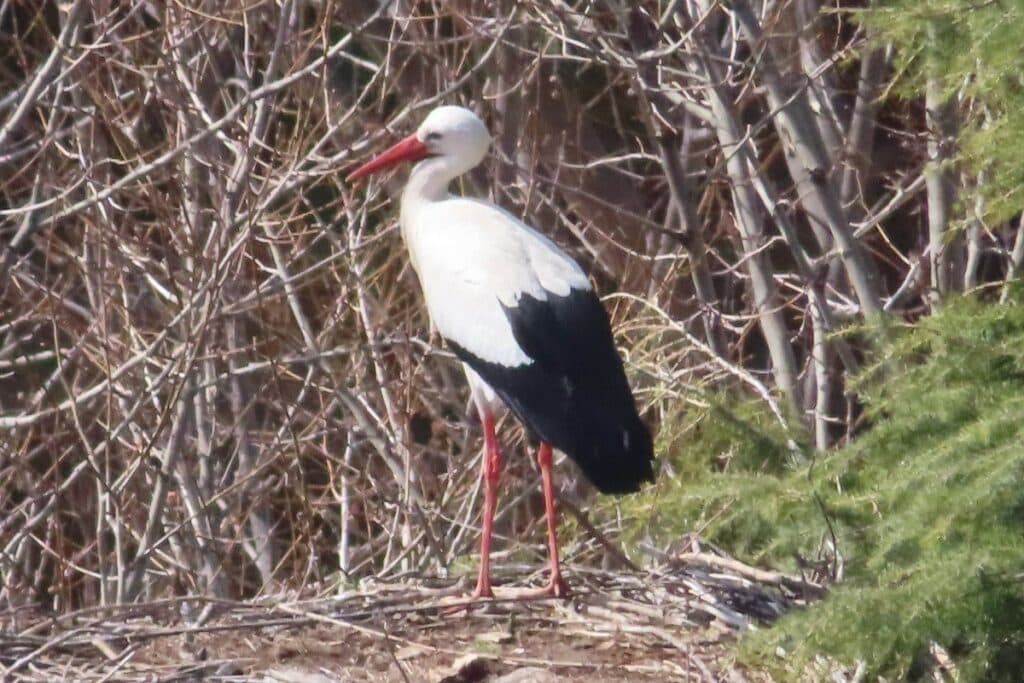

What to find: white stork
left=347, top=105, right=654, bottom=598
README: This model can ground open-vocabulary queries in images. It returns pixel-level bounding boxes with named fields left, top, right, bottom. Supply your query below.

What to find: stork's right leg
left=530, top=441, right=569, bottom=597
left=471, top=411, right=502, bottom=599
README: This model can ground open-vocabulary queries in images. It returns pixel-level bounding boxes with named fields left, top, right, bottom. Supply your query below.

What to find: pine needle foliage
left=858, top=0, right=1024, bottom=221
left=627, top=292, right=1024, bottom=680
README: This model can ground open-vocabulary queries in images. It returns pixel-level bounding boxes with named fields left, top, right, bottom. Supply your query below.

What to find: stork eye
left=424, top=132, right=442, bottom=142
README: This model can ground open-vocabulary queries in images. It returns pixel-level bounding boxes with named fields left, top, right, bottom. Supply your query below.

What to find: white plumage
left=404, top=197, right=590, bottom=369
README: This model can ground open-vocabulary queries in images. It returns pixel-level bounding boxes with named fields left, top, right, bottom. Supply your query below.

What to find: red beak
left=346, top=133, right=430, bottom=182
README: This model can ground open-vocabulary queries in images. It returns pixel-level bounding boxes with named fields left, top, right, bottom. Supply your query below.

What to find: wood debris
left=0, top=544, right=819, bottom=681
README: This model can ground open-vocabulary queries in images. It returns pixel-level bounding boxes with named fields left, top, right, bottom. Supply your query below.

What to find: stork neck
left=401, top=156, right=460, bottom=207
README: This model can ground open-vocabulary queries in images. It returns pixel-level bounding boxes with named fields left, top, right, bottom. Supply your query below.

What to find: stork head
left=347, top=105, right=490, bottom=182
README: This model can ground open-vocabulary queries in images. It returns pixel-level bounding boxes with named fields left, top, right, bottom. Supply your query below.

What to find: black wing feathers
left=447, top=288, right=655, bottom=494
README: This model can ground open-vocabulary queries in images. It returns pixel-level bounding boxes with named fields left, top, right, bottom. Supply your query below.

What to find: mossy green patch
left=621, top=295, right=1024, bottom=680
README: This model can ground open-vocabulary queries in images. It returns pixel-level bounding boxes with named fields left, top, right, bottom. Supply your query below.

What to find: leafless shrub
left=0, top=0, right=1017, bottom=611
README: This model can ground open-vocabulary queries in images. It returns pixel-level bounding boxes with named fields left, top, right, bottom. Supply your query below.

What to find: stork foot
left=440, top=574, right=569, bottom=615
left=470, top=580, right=495, bottom=600
left=439, top=576, right=495, bottom=615
left=522, top=574, right=570, bottom=599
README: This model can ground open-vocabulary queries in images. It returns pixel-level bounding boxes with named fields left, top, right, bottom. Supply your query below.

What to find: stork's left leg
left=470, top=411, right=501, bottom=599
left=533, top=442, right=570, bottom=597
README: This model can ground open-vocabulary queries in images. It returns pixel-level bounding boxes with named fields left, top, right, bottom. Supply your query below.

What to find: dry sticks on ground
left=0, top=546, right=823, bottom=682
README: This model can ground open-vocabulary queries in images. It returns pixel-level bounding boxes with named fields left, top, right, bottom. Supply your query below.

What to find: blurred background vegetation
left=2, top=1, right=1023, bottom=679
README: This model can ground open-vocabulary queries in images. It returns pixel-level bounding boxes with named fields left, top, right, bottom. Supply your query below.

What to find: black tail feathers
left=567, top=408, right=655, bottom=494
left=446, top=340, right=657, bottom=495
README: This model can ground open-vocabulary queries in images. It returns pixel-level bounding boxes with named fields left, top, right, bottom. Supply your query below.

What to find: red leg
left=534, top=442, right=569, bottom=597
left=471, top=411, right=501, bottom=599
